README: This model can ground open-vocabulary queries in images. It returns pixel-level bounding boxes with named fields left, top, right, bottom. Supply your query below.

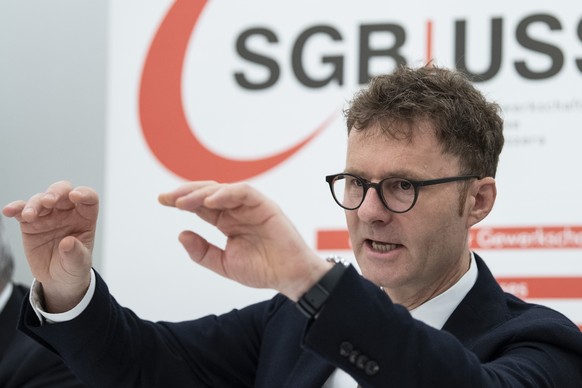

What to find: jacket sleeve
left=303, top=265, right=582, bottom=388
left=18, top=270, right=283, bottom=388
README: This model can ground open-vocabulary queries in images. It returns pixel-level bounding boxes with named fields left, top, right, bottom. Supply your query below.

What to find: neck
left=385, top=252, right=472, bottom=310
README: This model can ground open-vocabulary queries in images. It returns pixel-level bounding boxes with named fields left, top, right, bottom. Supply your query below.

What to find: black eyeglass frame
left=325, top=173, right=481, bottom=213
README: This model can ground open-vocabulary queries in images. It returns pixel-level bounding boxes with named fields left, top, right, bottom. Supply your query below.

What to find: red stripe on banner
left=496, top=277, right=582, bottom=299
left=318, top=227, right=582, bottom=250
left=470, top=226, right=582, bottom=249
left=317, top=230, right=351, bottom=250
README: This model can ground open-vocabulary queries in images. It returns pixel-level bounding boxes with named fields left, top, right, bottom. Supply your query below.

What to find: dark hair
left=344, top=65, right=504, bottom=178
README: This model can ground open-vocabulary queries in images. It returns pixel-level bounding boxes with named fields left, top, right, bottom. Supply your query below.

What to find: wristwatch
left=296, top=256, right=348, bottom=319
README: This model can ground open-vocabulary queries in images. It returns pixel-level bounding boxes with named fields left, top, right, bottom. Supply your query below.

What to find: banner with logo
left=104, top=0, right=582, bottom=325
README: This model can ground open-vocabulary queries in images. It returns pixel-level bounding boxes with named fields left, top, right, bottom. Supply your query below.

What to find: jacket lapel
left=442, top=254, right=509, bottom=350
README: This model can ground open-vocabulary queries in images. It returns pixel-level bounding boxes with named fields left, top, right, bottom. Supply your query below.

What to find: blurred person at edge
left=0, top=216, right=88, bottom=387
left=4, top=65, right=582, bottom=387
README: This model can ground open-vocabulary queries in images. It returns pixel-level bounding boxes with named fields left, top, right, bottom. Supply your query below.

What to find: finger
left=69, top=186, right=99, bottom=212
left=160, top=183, right=224, bottom=228
left=172, top=183, right=258, bottom=212
left=174, top=184, right=224, bottom=211
left=44, top=184, right=97, bottom=212
left=204, top=183, right=263, bottom=209
left=2, top=200, right=27, bottom=221
left=2, top=181, right=75, bottom=220
left=160, top=183, right=223, bottom=227
left=20, top=181, right=75, bottom=221
left=205, top=184, right=277, bottom=225
left=40, top=181, right=75, bottom=209
left=158, top=181, right=217, bottom=207
left=178, top=230, right=227, bottom=278
left=70, top=186, right=99, bottom=204
left=21, top=193, right=49, bottom=222
left=171, top=185, right=227, bottom=227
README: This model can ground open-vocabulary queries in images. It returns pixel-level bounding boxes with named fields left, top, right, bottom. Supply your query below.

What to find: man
left=4, top=66, right=582, bottom=387
left=0, top=217, right=88, bottom=387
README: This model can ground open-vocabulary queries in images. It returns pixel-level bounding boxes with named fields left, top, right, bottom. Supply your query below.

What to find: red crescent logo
left=139, top=0, right=337, bottom=182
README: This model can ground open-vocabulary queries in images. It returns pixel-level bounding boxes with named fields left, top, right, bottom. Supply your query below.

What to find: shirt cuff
left=29, top=269, right=96, bottom=324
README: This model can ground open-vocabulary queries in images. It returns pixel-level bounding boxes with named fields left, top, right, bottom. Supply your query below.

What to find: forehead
left=345, top=122, right=460, bottom=178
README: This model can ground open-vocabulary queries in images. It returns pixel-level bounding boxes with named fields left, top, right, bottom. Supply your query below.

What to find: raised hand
left=159, top=181, right=331, bottom=301
left=2, top=181, right=98, bottom=312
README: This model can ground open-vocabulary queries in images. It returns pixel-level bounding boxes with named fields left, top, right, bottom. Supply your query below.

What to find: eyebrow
left=343, top=168, right=425, bottom=181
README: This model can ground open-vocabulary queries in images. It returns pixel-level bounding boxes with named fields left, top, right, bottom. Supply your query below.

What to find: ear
left=466, top=177, right=496, bottom=227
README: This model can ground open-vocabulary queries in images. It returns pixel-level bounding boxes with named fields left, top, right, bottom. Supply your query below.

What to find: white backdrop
left=104, top=0, right=582, bottom=326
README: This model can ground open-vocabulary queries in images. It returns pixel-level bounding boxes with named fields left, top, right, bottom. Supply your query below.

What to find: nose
left=356, top=186, right=392, bottom=224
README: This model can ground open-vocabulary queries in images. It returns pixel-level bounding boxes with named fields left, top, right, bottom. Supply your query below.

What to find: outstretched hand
left=159, top=181, right=330, bottom=301
left=2, top=180, right=329, bottom=310
left=2, top=181, right=98, bottom=312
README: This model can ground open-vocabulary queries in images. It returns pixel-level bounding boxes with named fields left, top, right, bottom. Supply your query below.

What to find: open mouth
left=369, top=240, right=401, bottom=252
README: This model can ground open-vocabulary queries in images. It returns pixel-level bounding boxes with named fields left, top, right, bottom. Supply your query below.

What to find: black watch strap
left=296, top=257, right=348, bottom=319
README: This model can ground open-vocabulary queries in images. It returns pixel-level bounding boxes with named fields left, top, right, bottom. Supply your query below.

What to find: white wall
left=0, top=0, right=107, bottom=285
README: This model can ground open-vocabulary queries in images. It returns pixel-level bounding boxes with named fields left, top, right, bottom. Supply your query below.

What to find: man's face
left=345, top=122, right=473, bottom=307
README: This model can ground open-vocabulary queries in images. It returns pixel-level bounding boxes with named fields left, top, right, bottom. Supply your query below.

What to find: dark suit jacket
left=0, top=284, right=87, bottom=388
left=18, top=255, right=582, bottom=387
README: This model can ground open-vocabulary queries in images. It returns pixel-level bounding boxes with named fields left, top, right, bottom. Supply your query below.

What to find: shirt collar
left=409, top=252, right=478, bottom=330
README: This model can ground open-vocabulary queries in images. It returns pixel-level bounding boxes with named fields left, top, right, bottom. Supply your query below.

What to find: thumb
left=41, top=237, right=92, bottom=313
left=178, top=231, right=210, bottom=265
left=59, top=236, right=93, bottom=279
left=179, top=231, right=228, bottom=279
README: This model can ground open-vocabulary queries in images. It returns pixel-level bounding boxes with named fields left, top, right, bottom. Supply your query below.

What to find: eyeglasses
left=325, top=173, right=480, bottom=213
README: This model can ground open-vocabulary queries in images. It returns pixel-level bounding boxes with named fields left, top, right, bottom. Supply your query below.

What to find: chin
left=359, top=267, right=385, bottom=286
